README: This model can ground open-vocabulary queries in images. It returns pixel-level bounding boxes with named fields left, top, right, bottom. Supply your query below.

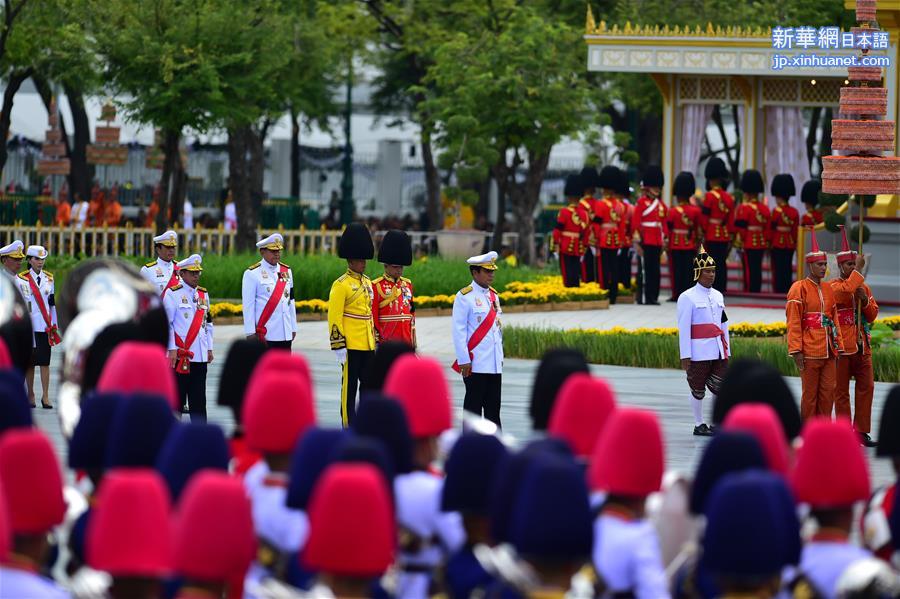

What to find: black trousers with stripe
left=641, top=245, right=662, bottom=304
left=341, top=350, right=373, bottom=428
left=559, top=253, right=582, bottom=287
left=176, top=362, right=208, bottom=423
left=771, top=248, right=795, bottom=293
left=463, top=373, right=502, bottom=428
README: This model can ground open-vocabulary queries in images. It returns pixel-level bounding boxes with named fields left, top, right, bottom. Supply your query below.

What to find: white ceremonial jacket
left=140, top=258, right=178, bottom=296
left=593, top=514, right=670, bottom=599
left=676, top=283, right=730, bottom=361
left=241, top=260, right=297, bottom=342
left=451, top=281, right=503, bottom=374
left=18, top=269, right=57, bottom=333
left=163, top=282, right=213, bottom=363
left=799, top=541, right=870, bottom=599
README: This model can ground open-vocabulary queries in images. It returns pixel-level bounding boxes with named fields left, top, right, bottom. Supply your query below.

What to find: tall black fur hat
left=705, top=157, right=729, bottom=181
left=599, top=166, right=621, bottom=191
left=673, top=172, right=696, bottom=199
left=641, top=165, right=664, bottom=188
left=801, top=180, right=821, bottom=207
left=740, top=170, right=764, bottom=195
left=338, top=223, right=375, bottom=260
left=770, top=174, right=796, bottom=198
left=377, top=230, right=412, bottom=266
left=564, top=174, right=585, bottom=198
left=579, top=167, right=601, bottom=190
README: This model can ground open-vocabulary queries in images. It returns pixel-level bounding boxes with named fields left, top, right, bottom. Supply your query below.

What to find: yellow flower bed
left=572, top=316, right=899, bottom=338
left=414, top=276, right=609, bottom=309
left=880, top=315, right=900, bottom=331
left=209, top=299, right=328, bottom=318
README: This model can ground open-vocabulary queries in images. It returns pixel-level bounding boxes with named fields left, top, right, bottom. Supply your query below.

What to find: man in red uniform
left=733, top=169, right=771, bottom=293
left=700, top=157, right=734, bottom=293
left=800, top=179, right=824, bottom=227
left=616, top=171, right=634, bottom=292
left=769, top=174, right=799, bottom=294
left=372, top=229, right=416, bottom=347
left=592, top=166, right=623, bottom=304
left=578, top=167, right=601, bottom=283
left=552, top=174, right=587, bottom=288
left=832, top=225, right=879, bottom=446
left=667, top=172, right=701, bottom=300
left=633, top=166, right=666, bottom=305
left=786, top=227, right=866, bottom=419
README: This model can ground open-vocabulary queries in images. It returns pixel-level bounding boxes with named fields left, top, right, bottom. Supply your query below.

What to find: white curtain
left=765, top=106, right=809, bottom=211
left=681, top=104, right=715, bottom=177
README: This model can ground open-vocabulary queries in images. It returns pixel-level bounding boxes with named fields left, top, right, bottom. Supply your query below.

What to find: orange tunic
left=103, top=200, right=122, bottom=226
left=786, top=271, right=864, bottom=358
left=830, top=278, right=878, bottom=356
left=372, top=275, right=415, bottom=347
left=55, top=201, right=71, bottom=226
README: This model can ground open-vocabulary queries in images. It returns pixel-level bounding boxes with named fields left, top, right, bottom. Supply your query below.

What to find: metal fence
left=0, top=225, right=521, bottom=258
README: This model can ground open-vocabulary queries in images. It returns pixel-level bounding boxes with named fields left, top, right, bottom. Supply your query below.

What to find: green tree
left=422, top=5, right=594, bottom=264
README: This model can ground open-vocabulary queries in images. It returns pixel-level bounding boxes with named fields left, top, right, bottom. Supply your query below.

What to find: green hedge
left=502, top=326, right=900, bottom=383
left=43, top=254, right=556, bottom=301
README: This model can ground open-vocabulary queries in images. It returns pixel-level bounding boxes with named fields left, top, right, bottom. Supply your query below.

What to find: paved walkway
left=31, top=304, right=899, bottom=489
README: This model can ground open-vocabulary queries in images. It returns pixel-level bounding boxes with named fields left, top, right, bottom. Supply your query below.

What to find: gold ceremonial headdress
left=693, top=244, right=716, bottom=281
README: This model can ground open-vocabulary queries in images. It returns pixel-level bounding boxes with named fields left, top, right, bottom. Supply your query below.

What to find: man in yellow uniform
left=328, top=223, right=376, bottom=427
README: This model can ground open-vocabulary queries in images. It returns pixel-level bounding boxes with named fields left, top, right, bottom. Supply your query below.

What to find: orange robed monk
left=786, top=227, right=866, bottom=420
left=831, top=225, right=879, bottom=446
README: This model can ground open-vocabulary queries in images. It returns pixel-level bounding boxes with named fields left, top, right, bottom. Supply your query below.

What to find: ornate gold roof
left=585, top=5, right=770, bottom=38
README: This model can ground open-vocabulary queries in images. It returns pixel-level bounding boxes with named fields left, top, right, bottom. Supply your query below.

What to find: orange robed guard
left=786, top=227, right=866, bottom=420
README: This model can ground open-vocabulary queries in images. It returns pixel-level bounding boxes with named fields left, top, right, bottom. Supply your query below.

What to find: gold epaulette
left=400, top=276, right=411, bottom=284
left=460, top=285, right=473, bottom=295
left=248, top=261, right=261, bottom=270
left=372, top=275, right=384, bottom=285
left=170, top=283, right=183, bottom=291
left=489, top=286, right=498, bottom=293
left=278, top=261, right=290, bottom=269
left=16, top=272, right=27, bottom=280
left=198, top=286, right=207, bottom=292
left=144, top=260, right=156, bottom=268
left=43, top=271, right=53, bottom=279
left=337, top=273, right=348, bottom=282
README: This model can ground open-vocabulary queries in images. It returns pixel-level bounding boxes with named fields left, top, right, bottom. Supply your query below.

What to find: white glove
left=334, top=348, right=347, bottom=366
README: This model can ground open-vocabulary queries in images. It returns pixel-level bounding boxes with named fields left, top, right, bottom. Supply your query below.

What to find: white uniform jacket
left=241, top=260, right=297, bottom=342
left=163, top=282, right=213, bottom=363
left=593, top=514, right=670, bottom=599
left=140, top=258, right=179, bottom=296
left=18, top=269, right=57, bottom=333
left=676, top=283, right=730, bottom=361
left=799, top=541, right=870, bottom=599
left=451, top=281, right=503, bottom=374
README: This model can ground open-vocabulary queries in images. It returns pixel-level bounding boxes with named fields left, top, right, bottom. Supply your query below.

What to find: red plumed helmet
left=383, top=355, right=452, bottom=438
left=589, top=408, right=665, bottom=496
left=836, top=224, right=857, bottom=264
left=87, top=470, right=172, bottom=577
left=97, top=341, right=178, bottom=409
left=723, top=403, right=790, bottom=474
left=303, top=464, right=395, bottom=577
left=0, top=429, right=65, bottom=533
left=248, top=350, right=312, bottom=398
left=243, top=371, right=316, bottom=453
left=791, top=418, right=870, bottom=507
left=173, top=471, right=256, bottom=583
left=547, top=374, right=617, bottom=458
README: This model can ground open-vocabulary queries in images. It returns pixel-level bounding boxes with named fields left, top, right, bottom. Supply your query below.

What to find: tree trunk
left=156, top=128, right=181, bottom=233
left=64, top=84, right=92, bottom=204
left=421, top=127, right=441, bottom=230
left=513, top=150, right=551, bottom=266
left=248, top=125, right=266, bottom=218
left=490, top=160, right=509, bottom=255
left=170, top=142, right=187, bottom=226
left=228, top=124, right=256, bottom=251
left=290, top=107, right=301, bottom=199
left=0, top=68, right=32, bottom=174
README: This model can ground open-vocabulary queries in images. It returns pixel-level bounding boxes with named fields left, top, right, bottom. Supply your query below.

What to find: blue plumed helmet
left=104, top=393, right=176, bottom=469
left=68, top=392, right=125, bottom=470
left=490, top=438, right=573, bottom=544
left=332, top=435, right=396, bottom=485
left=701, top=470, right=800, bottom=582
left=0, top=369, right=31, bottom=434
left=155, top=423, right=230, bottom=501
left=442, top=433, right=509, bottom=515
left=353, top=396, right=414, bottom=474
left=286, top=427, right=350, bottom=510
left=689, top=431, right=767, bottom=515
left=509, top=452, right=593, bottom=561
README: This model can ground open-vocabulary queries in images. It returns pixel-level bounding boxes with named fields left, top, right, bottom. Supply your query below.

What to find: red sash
left=27, top=273, right=61, bottom=346
left=161, top=264, right=180, bottom=298
left=174, top=289, right=207, bottom=375
left=690, top=323, right=728, bottom=355
left=836, top=307, right=856, bottom=327
left=256, top=264, right=289, bottom=343
left=802, top=312, right=824, bottom=329
left=452, top=290, right=498, bottom=373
